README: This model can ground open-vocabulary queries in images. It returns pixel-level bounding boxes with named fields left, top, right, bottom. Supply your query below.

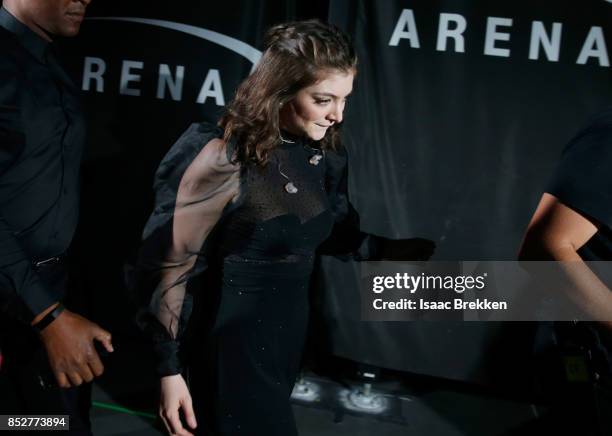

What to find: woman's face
left=279, top=69, right=355, bottom=141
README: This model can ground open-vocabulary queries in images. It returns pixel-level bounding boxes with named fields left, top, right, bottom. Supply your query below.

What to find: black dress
left=137, top=122, right=365, bottom=436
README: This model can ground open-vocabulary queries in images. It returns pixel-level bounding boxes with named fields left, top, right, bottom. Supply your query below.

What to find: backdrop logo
left=81, top=17, right=262, bottom=105
left=388, top=9, right=610, bottom=67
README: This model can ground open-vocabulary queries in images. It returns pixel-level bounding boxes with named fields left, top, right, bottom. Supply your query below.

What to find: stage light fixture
left=338, top=383, right=390, bottom=414
left=291, top=377, right=321, bottom=402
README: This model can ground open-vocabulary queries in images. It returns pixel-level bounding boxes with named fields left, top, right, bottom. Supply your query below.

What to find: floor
left=88, top=336, right=612, bottom=436
left=90, top=370, right=548, bottom=436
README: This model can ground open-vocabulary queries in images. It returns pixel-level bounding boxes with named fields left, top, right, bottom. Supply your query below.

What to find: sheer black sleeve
left=318, top=143, right=380, bottom=259
left=135, top=123, right=240, bottom=376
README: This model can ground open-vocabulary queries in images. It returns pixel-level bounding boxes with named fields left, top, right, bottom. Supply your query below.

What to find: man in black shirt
left=520, top=109, right=612, bottom=433
left=520, top=109, right=612, bottom=317
left=0, top=0, right=112, bottom=432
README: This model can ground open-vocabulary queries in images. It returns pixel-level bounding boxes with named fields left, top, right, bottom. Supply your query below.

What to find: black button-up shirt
left=0, top=7, right=85, bottom=319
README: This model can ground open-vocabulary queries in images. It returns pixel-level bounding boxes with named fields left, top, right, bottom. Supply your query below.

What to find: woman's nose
left=327, top=103, right=343, bottom=124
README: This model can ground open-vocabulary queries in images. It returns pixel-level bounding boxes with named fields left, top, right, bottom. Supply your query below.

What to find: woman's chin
left=307, top=130, right=327, bottom=141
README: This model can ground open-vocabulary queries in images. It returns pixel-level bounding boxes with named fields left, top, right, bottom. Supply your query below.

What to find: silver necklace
left=279, top=133, right=295, bottom=144
left=308, top=153, right=323, bottom=166
left=278, top=134, right=299, bottom=193
left=278, top=162, right=299, bottom=194
left=277, top=135, right=324, bottom=194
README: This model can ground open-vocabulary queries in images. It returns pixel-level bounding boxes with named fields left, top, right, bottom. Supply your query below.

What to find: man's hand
left=39, top=309, right=113, bottom=388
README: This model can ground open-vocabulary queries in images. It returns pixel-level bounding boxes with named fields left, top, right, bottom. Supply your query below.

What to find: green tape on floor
left=92, top=400, right=157, bottom=420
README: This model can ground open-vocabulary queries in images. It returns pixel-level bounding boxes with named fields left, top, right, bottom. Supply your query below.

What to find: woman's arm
left=140, top=134, right=239, bottom=436
left=319, top=143, right=435, bottom=261
left=155, top=138, right=239, bottom=338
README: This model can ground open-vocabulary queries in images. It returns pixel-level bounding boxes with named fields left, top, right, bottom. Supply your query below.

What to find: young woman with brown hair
left=138, top=19, right=369, bottom=436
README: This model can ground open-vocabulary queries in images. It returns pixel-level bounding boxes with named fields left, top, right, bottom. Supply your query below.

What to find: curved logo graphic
left=87, top=17, right=262, bottom=68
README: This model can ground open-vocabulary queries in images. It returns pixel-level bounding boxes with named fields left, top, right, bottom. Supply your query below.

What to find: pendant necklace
left=278, top=162, right=299, bottom=194
left=279, top=134, right=298, bottom=193
left=277, top=134, right=324, bottom=194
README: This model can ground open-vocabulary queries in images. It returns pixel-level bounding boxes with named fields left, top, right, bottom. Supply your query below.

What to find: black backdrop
left=330, top=0, right=612, bottom=259
left=43, top=0, right=612, bottom=386
left=317, top=0, right=612, bottom=386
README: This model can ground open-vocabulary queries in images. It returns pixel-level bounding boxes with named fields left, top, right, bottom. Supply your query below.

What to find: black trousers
left=0, top=261, right=93, bottom=435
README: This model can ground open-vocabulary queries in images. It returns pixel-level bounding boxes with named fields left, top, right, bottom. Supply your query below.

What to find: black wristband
left=34, top=303, right=65, bottom=332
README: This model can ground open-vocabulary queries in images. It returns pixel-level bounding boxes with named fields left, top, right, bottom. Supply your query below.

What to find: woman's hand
left=160, top=374, right=197, bottom=436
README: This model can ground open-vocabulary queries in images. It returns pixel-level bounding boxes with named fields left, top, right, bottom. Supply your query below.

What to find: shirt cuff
left=153, top=340, right=183, bottom=377
left=18, top=273, right=60, bottom=322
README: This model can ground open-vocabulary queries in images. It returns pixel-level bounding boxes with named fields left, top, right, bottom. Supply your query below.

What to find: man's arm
left=0, top=152, right=114, bottom=390
left=519, top=193, right=612, bottom=323
left=0, top=48, right=113, bottom=388
left=0, top=216, right=64, bottom=320
left=0, top=49, right=61, bottom=321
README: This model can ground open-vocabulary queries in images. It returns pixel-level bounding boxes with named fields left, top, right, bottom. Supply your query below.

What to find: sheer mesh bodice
left=216, top=140, right=333, bottom=263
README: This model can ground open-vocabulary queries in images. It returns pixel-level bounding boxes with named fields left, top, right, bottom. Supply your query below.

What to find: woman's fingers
left=159, top=414, right=171, bottom=435
left=160, top=405, right=194, bottom=436
left=181, top=397, right=198, bottom=430
left=160, top=409, right=181, bottom=435
left=171, top=411, right=194, bottom=436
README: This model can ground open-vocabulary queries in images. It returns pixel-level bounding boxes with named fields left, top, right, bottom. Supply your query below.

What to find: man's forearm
left=550, top=244, right=612, bottom=321
left=0, top=215, right=59, bottom=319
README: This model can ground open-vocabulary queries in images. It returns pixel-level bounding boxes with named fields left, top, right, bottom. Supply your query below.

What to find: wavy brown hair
left=219, top=19, right=357, bottom=165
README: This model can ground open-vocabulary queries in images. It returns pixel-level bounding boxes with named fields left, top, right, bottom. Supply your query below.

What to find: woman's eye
left=315, top=99, right=331, bottom=105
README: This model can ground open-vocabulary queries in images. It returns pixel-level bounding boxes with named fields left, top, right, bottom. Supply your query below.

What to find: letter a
left=389, top=9, right=420, bottom=48
left=197, top=69, right=225, bottom=106
left=577, top=27, right=610, bottom=67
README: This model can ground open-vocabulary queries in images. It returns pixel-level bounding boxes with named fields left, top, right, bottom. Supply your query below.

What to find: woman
left=138, top=19, right=368, bottom=436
